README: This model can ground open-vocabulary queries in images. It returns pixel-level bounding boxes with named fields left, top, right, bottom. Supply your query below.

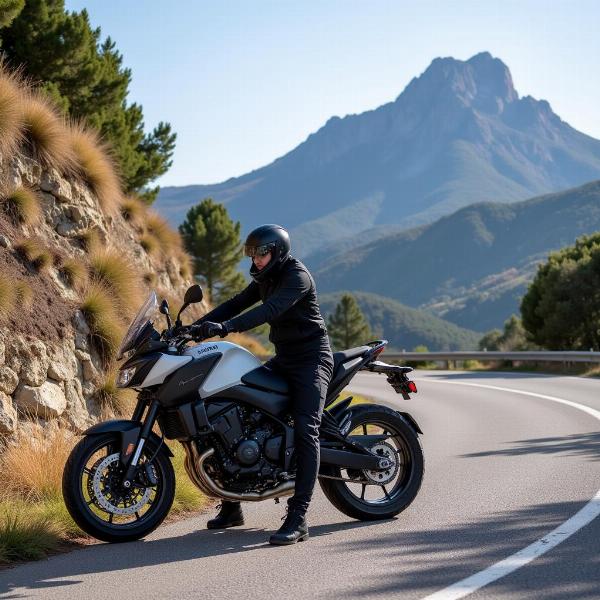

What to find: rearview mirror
left=175, top=285, right=204, bottom=327
left=183, top=284, right=203, bottom=305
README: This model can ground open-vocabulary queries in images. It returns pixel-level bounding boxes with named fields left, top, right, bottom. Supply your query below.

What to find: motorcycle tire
left=319, top=404, right=424, bottom=520
left=62, top=432, right=175, bottom=543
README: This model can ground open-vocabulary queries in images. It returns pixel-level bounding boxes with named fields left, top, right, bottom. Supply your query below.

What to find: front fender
left=83, top=419, right=174, bottom=462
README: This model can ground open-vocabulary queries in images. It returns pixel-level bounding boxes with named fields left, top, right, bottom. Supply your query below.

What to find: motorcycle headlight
left=117, top=367, right=137, bottom=388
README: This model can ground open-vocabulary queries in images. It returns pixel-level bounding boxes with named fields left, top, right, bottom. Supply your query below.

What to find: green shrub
left=0, top=502, right=63, bottom=563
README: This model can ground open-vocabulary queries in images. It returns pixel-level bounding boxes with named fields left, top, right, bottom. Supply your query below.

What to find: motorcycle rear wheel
left=319, top=404, right=424, bottom=520
left=62, top=432, right=175, bottom=542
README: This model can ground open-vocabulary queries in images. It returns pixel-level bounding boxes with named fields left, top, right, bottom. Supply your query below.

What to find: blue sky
left=65, top=1, right=600, bottom=188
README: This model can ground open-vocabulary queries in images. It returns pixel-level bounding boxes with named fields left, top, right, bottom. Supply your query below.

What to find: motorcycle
left=62, top=284, right=424, bottom=542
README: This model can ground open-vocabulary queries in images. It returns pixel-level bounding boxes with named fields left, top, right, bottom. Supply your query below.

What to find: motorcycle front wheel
left=319, top=404, right=424, bottom=520
left=62, top=432, right=175, bottom=542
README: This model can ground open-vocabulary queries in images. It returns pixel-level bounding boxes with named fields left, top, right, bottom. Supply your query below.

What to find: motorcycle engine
left=209, top=404, right=284, bottom=491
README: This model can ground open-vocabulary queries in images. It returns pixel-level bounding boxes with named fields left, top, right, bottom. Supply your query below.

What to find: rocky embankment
left=0, top=140, right=207, bottom=435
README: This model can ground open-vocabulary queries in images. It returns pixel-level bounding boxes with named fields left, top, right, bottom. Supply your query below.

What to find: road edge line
left=417, top=379, right=600, bottom=600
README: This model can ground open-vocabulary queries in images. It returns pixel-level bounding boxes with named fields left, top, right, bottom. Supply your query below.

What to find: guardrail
left=380, top=351, right=600, bottom=364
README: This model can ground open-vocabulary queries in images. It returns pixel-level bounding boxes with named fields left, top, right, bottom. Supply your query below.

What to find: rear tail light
left=408, top=381, right=417, bottom=393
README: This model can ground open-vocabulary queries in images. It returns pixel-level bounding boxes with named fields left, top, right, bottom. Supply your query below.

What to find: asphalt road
left=2, top=370, right=599, bottom=599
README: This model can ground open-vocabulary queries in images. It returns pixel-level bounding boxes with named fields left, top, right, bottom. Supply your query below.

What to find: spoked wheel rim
left=340, top=418, right=413, bottom=506
left=79, top=437, right=164, bottom=528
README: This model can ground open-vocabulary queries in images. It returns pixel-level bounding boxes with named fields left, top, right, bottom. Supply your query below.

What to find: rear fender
left=331, top=403, right=423, bottom=437
left=83, top=419, right=174, bottom=463
left=396, top=411, right=423, bottom=435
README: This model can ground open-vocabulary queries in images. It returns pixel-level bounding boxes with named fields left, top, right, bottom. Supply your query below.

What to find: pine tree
left=327, top=293, right=372, bottom=351
left=179, top=198, right=247, bottom=304
left=0, top=0, right=175, bottom=202
left=0, top=0, right=24, bottom=28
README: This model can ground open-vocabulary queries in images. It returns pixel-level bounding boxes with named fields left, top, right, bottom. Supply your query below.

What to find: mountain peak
left=403, top=52, right=518, bottom=114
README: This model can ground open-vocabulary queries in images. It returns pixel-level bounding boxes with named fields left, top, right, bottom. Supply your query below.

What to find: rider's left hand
left=199, top=321, right=230, bottom=338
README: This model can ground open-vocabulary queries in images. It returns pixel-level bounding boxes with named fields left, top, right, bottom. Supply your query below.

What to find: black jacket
left=195, top=255, right=328, bottom=350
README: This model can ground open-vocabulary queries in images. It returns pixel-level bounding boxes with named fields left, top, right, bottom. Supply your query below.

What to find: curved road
left=1, top=370, right=599, bottom=599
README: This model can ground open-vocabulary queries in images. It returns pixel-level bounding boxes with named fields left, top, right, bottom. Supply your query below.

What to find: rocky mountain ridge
left=156, top=52, right=600, bottom=258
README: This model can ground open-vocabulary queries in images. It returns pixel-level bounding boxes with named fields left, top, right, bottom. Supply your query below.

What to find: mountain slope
left=312, top=180, right=600, bottom=331
left=319, top=291, right=481, bottom=351
left=157, top=52, right=600, bottom=258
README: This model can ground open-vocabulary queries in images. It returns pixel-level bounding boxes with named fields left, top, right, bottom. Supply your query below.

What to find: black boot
left=269, top=507, right=308, bottom=545
left=206, top=501, right=244, bottom=529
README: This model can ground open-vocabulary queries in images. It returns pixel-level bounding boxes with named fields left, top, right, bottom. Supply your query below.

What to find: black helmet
left=244, top=224, right=291, bottom=283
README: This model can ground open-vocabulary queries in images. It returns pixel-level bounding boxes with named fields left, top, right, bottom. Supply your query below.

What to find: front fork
left=120, top=398, right=160, bottom=489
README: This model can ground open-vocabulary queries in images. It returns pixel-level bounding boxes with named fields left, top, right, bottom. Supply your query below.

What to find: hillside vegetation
left=319, top=291, right=480, bottom=351
left=313, top=180, right=600, bottom=331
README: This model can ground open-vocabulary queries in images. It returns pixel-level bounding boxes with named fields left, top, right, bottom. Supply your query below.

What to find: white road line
left=416, top=379, right=600, bottom=600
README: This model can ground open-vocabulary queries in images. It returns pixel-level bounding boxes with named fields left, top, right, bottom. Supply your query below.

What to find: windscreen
left=116, top=291, right=159, bottom=359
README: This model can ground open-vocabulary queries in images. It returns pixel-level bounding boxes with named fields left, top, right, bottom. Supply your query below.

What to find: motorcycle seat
left=332, top=345, right=372, bottom=373
left=241, top=365, right=290, bottom=395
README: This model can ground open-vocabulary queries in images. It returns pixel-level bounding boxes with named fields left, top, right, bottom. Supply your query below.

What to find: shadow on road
left=2, top=500, right=599, bottom=598
left=461, top=432, right=600, bottom=462
left=327, top=499, right=600, bottom=600
left=0, top=518, right=374, bottom=596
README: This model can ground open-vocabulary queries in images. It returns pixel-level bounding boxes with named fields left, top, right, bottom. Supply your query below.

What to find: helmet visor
left=244, top=243, right=274, bottom=258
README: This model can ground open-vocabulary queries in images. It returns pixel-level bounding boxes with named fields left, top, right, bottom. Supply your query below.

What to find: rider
left=192, top=224, right=334, bottom=545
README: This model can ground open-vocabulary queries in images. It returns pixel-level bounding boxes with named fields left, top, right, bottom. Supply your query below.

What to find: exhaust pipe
left=182, top=443, right=295, bottom=502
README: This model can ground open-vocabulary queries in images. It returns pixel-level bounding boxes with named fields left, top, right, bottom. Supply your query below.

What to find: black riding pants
left=223, top=334, right=334, bottom=516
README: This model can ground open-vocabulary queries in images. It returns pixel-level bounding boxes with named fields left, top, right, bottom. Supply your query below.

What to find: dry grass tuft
left=169, top=443, right=209, bottom=514
left=139, top=233, right=160, bottom=256
left=80, top=281, right=125, bottom=363
left=0, top=185, right=41, bottom=225
left=89, top=249, right=143, bottom=314
left=0, top=63, right=25, bottom=158
left=0, top=274, right=16, bottom=318
left=178, top=252, right=193, bottom=280
left=0, top=424, right=77, bottom=502
left=68, top=122, right=121, bottom=215
left=95, top=370, right=137, bottom=416
left=21, top=92, right=77, bottom=172
left=75, top=226, right=102, bottom=254
left=58, top=257, right=88, bottom=289
left=120, top=195, right=145, bottom=228
left=15, top=238, right=53, bottom=272
left=146, top=211, right=182, bottom=253
left=143, top=271, right=158, bottom=286
left=14, top=280, right=33, bottom=310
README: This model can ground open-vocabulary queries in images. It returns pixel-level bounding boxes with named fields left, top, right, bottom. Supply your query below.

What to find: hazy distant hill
left=319, top=291, right=481, bottom=351
left=312, top=180, right=600, bottom=332
left=157, top=52, right=600, bottom=258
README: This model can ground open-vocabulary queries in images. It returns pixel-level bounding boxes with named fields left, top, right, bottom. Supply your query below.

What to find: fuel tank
left=183, top=341, right=263, bottom=398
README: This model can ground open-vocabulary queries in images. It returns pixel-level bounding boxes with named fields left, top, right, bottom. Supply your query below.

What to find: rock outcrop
left=0, top=150, right=206, bottom=435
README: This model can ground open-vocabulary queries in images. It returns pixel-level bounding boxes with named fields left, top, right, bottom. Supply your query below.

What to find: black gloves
left=195, top=321, right=231, bottom=339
